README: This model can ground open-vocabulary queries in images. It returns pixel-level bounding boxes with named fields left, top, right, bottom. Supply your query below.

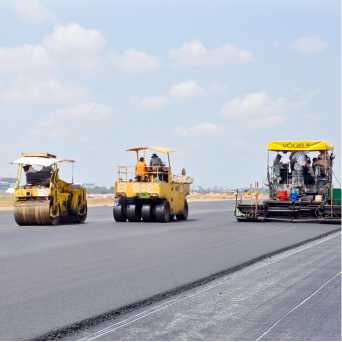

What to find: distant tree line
left=86, top=186, right=115, bottom=194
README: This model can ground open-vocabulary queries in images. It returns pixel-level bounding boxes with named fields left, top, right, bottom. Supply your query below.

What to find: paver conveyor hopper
left=114, top=147, right=193, bottom=223
left=10, top=153, right=87, bottom=225
left=234, top=141, right=341, bottom=223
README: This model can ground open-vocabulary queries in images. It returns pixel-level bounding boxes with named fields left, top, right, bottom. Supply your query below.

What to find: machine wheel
left=170, top=215, right=175, bottom=221
left=141, top=203, right=156, bottom=222
left=113, top=201, right=127, bottom=222
left=77, top=203, right=87, bottom=223
left=176, top=200, right=188, bottom=221
left=14, top=200, right=59, bottom=226
left=49, top=203, right=60, bottom=225
left=156, top=200, right=171, bottom=223
left=60, top=198, right=87, bottom=224
left=127, top=203, right=142, bottom=222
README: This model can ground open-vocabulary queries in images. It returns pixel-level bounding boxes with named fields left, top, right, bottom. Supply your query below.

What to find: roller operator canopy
left=126, top=146, right=174, bottom=154
left=9, top=157, right=75, bottom=167
left=268, top=141, right=334, bottom=151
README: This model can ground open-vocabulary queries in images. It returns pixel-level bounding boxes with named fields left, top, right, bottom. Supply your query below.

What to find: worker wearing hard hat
left=135, top=157, right=147, bottom=182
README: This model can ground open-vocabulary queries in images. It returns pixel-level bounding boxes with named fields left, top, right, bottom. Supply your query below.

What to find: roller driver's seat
left=26, top=172, right=52, bottom=184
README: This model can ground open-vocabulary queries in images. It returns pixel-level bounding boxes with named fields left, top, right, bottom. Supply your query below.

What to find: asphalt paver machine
left=235, top=141, right=341, bottom=223
left=10, top=153, right=87, bottom=225
left=114, top=146, right=193, bottom=223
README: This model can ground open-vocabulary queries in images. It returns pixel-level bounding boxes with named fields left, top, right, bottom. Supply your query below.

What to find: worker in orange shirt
left=135, top=157, right=147, bottom=182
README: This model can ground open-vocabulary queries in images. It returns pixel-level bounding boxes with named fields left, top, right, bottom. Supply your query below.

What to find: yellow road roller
left=114, top=147, right=193, bottom=223
left=10, top=153, right=87, bottom=226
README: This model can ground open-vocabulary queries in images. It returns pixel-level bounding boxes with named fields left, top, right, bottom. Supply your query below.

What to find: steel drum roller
left=14, top=200, right=58, bottom=226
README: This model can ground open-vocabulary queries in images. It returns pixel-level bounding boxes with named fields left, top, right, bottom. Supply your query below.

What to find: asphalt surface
left=0, top=201, right=340, bottom=340
left=68, top=232, right=341, bottom=341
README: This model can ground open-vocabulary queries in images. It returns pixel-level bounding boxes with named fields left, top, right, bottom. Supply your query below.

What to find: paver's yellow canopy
left=126, top=147, right=174, bottom=154
left=268, top=141, right=334, bottom=151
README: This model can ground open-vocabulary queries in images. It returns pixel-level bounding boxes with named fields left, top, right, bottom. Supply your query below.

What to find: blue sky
left=0, top=0, right=340, bottom=188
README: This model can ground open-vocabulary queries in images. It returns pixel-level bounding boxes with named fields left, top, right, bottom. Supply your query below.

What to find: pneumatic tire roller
left=113, top=146, right=192, bottom=223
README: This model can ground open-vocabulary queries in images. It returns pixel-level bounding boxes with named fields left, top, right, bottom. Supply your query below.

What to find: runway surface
left=68, top=233, right=341, bottom=341
left=0, top=201, right=340, bottom=340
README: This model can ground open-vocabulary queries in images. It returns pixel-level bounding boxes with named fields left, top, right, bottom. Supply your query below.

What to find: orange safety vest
left=135, top=161, right=147, bottom=175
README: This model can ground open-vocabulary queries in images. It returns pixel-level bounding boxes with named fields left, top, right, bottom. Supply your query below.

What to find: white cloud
left=174, top=122, right=228, bottom=137
left=131, top=95, right=171, bottom=109
left=109, top=49, right=161, bottom=73
left=0, top=44, right=59, bottom=74
left=50, top=102, right=112, bottom=122
left=0, top=75, right=88, bottom=104
left=13, top=0, right=56, bottom=23
left=303, top=113, right=320, bottom=121
left=220, top=91, right=285, bottom=117
left=230, top=139, right=246, bottom=150
left=175, top=143, right=200, bottom=156
left=169, top=39, right=255, bottom=67
left=30, top=127, right=69, bottom=139
left=87, top=145, right=100, bottom=151
left=168, top=79, right=205, bottom=100
left=69, top=55, right=100, bottom=70
left=43, top=22, right=106, bottom=55
left=0, top=139, right=29, bottom=150
left=291, top=36, right=328, bottom=54
left=244, top=115, right=287, bottom=128
left=303, top=88, right=324, bottom=99
left=29, top=103, right=112, bottom=139
left=8, top=111, right=28, bottom=121
left=208, top=82, right=230, bottom=95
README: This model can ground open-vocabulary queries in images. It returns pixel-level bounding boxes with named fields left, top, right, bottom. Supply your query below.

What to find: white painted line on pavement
left=255, top=271, right=341, bottom=341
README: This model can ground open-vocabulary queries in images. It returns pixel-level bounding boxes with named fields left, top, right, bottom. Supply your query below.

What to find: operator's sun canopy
left=9, top=157, right=75, bottom=167
left=126, top=146, right=174, bottom=154
left=268, top=141, right=334, bottom=151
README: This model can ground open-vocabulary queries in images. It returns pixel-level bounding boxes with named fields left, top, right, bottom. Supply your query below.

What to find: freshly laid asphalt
left=0, top=201, right=340, bottom=340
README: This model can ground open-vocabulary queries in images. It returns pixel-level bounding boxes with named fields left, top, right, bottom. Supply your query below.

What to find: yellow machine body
left=113, top=146, right=192, bottom=222
left=115, top=181, right=190, bottom=215
left=11, top=153, right=87, bottom=226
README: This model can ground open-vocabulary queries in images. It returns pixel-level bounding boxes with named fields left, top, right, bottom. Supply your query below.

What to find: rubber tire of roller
left=156, top=200, right=171, bottom=223
left=77, top=203, right=87, bottom=223
left=68, top=203, right=87, bottom=223
left=50, top=215, right=60, bottom=225
left=127, top=203, right=142, bottom=222
left=141, top=203, right=155, bottom=222
left=176, top=200, right=188, bottom=221
left=113, top=201, right=127, bottom=222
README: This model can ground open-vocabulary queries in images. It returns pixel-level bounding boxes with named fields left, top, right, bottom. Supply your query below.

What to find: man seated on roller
left=40, top=166, right=53, bottom=173
left=23, top=165, right=37, bottom=173
left=150, top=153, right=165, bottom=180
left=135, top=157, right=147, bottom=182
